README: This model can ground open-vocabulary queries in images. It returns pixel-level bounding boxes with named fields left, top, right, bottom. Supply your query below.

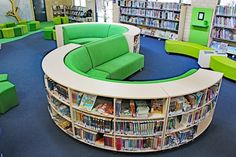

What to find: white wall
left=182, top=0, right=218, bottom=41
left=0, top=0, right=34, bottom=23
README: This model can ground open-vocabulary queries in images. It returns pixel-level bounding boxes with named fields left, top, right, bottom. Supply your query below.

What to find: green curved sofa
left=210, top=56, right=236, bottom=81
left=165, top=40, right=212, bottom=59
left=63, top=24, right=128, bottom=45
left=65, top=35, right=144, bottom=80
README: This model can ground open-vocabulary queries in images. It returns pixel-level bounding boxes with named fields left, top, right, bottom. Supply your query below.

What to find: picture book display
left=79, top=94, right=97, bottom=111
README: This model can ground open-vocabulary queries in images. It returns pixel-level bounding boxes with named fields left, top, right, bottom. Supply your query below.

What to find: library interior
left=0, top=0, right=236, bottom=157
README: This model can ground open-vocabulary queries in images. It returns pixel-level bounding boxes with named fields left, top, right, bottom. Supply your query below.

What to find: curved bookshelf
left=42, top=43, right=223, bottom=152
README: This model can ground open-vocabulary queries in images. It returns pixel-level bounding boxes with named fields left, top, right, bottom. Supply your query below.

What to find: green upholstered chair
left=0, top=74, right=8, bottom=82
left=210, top=56, right=236, bottom=81
left=43, top=27, right=54, bottom=40
left=0, top=81, right=19, bottom=114
left=2, top=27, right=15, bottom=38
left=5, top=22, right=15, bottom=28
left=61, top=16, right=69, bottom=24
left=53, top=17, right=62, bottom=25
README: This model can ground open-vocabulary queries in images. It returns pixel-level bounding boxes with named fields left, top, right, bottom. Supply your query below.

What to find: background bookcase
left=210, top=5, right=236, bottom=55
left=52, top=5, right=93, bottom=22
left=118, top=0, right=187, bottom=40
left=44, top=75, right=222, bottom=152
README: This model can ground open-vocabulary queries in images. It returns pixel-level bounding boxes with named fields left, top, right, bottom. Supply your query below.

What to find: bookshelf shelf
left=119, top=0, right=187, bottom=40
left=48, top=101, right=72, bottom=122
left=42, top=43, right=223, bottom=153
left=210, top=5, right=236, bottom=51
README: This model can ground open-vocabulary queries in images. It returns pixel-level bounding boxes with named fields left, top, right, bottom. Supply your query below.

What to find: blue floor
left=0, top=32, right=236, bottom=157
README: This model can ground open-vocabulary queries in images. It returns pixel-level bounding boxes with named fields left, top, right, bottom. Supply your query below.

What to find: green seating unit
left=2, top=27, right=15, bottom=38
left=61, top=16, right=69, bottom=24
left=43, top=26, right=54, bottom=40
left=53, top=17, right=62, bottom=25
left=165, top=40, right=212, bottom=59
left=0, top=74, right=19, bottom=114
left=210, top=56, right=236, bottom=81
left=63, top=24, right=129, bottom=45
left=18, top=24, right=28, bottom=34
left=28, top=21, right=40, bottom=31
left=65, top=35, right=144, bottom=80
left=0, top=24, right=6, bottom=29
left=18, top=20, right=27, bottom=25
left=5, top=22, right=16, bottom=28
left=52, top=30, right=56, bottom=40
left=53, top=16, right=69, bottom=25
left=13, top=25, right=25, bottom=37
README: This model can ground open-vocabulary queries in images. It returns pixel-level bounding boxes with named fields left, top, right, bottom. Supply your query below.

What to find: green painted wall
left=189, top=7, right=214, bottom=46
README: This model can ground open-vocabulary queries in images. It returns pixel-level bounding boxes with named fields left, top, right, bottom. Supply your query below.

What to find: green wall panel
left=189, top=7, right=214, bottom=46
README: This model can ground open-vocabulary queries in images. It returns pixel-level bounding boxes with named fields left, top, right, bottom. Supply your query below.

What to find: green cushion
left=0, top=24, right=6, bottom=29
left=85, top=35, right=129, bottom=67
left=61, top=16, right=69, bottom=24
left=96, top=53, right=144, bottom=80
left=63, top=24, right=110, bottom=44
left=2, top=28, right=15, bottom=38
left=0, top=81, right=19, bottom=114
left=52, top=30, right=56, bottom=40
left=210, top=56, right=236, bottom=81
left=68, top=38, right=102, bottom=45
left=108, top=25, right=128, bottom=36
left=43, top=29, right=53, bottom=40
left=53, top=17, right=62, bottom=25
left=0, top=74, right=8, bottom=82
left=18, top=20, right=27, bottom=25
left=165, top=40, right=212, bottom=59
left=65, top=46, right=93, bottom=73
left=86, top=69, right=110, bottom=79
left=5, top=22, right=15, bottom=28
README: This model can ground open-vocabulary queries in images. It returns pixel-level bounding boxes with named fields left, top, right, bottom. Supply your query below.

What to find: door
left=32, top=0, right=47, bottom=21
left=95, top=0, right=113, bottom=22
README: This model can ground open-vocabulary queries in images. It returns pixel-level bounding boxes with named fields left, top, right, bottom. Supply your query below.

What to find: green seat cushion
left=85, top=35, right=129, bottom=67
left=210, top=56, right=236, bottom=81
left=165, top=40, right=212, bottom=59
left=0, top=81, right=19, bottom=114
left=28, top=21, right=40, bottom=31
left=5, top=22, right=15, bottom=28
left=0, top=74, right=8, bottom=82
left=68, top=38, right=102, bottom=45
left=86, top=69, right=110, bottom=79
left=108, top=25, right=128, bottom=36
left=61, top=16, right=69, bottom=24
left=2, top=28, right=15, bottom=38
left=65, top=46, right=93, bottom=73
left=63, top=24, right=110, bottom=44
left=43, top=28, right=53, bottom=40
left=95, top=53, right=144, bottom=80
left=52, top=30, right=56, bottom=40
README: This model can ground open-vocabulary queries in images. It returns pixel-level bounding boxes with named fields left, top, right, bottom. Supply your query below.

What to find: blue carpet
left=0, top=32, right=236, bottom=157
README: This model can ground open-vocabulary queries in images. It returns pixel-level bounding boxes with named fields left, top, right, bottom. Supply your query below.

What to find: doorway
left=95, top=0, right=113, bottom=22
left=32, top=0, right=47, bottom=21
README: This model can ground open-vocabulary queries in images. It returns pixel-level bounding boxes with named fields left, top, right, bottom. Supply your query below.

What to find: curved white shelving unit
left=42, top=34, right=223, bottom=152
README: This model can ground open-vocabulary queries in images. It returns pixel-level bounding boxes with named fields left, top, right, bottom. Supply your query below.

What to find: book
left=92, top=102, right=114, bottom=116
left=150, top=99, right=163, bottom=114
left=72, top=91, right=83, bottom=106
left=135, top=100, right=150, bottom=118
left=79, top=94, right=97, bottom=111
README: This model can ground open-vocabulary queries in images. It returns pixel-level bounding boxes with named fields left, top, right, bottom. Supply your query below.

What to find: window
left=74, top=0, right=86, bottom=7
left=96, top=0, right=113, bottom=22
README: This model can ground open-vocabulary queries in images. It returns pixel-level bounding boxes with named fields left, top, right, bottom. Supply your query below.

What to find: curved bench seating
left=65, top=35, right=144, bottom=80
left=210, top=56, right=236, bottom=81
left=63, top=23, right=128, bottom=45
left=165, top=40, right=212, bottom=59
